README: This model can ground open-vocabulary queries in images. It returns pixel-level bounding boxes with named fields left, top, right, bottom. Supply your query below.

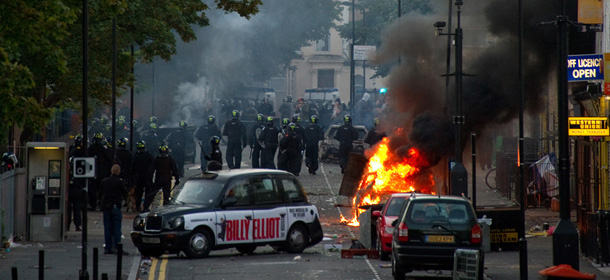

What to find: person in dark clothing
left=292, top=115, right=306, bottom=175
left=165, top=121, right=190, bottom=177
left=222, top=110, right=248, bottom=169
left=146, top=145, right=179, bottom=209
left=305, top=115, right=324, bottom=175
left=195, top=115, right=221, bottom=171
left=258, top=115, right=279, bottom=169
left=334, top=115, right=358, bottom=174
left=257, top=97, right=274, bottom=116
left=67, top=135, right=84, bottom=231
left=205, top=136, right=223, bottom=171
left=99, top=164, right=128, bottom=255
left=141, top=123, right=161, bottom=158
left=88, top=132, right=111, bottom=211
left=364, top=118, right=387, bottom=147
left=249, top=114, right=265, bottom=168
left=132, top=140, right=154, bottom=213
left=116, top=137, right=132, bottom=209
left=279, top=123, right=303, bottom=176
left=277, top=118, right=291, bottom=170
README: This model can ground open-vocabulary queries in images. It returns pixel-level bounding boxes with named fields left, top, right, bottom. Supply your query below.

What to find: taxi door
left=251, top=176, right=288, bottom=242
left=214, top=179, right=254, bottom=246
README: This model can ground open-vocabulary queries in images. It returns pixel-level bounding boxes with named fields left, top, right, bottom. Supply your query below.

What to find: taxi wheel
left=285, top=224, right=308, bottom=253
left=184, top=228, right=212, bottom=258
left=236, top=245, right=257, bottom=255
left=377, top=236, right=390, bottom=261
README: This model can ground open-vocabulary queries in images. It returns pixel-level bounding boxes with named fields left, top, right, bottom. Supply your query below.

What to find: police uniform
left=305, top=118, right=324, bottom=175
left=195, top=116, right=221, bottom=171
left=132, top=142, right=154, bottom=212
left=222, top=111, right=248, bottom=169
left=146, top=147, right=179, bottom=208
left=249, top=115, right=265, bottom=168
left=334, top=116, right=358, bottom=173
left=279, top=124, right=302, bottom=176
left=258, top=117, right=279, bottom=169
left=165, top=122, right=190, bottom=177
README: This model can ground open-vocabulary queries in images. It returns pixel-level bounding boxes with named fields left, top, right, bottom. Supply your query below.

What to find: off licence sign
left=568, top=117, right=609, bottom=136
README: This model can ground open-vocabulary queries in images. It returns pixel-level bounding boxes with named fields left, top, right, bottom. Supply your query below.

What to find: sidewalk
left=0, top=210, right=141, bottom=280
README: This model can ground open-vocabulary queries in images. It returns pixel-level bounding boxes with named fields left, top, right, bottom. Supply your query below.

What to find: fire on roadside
left=340, top=137, right=436, bottom=227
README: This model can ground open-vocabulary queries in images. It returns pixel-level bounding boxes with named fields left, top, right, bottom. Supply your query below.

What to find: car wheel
left=377, top=236, right=390, bottom=261
left=183, top=228, right=212, bottom=258
left=391, top=255, right=406, bottom=280
left=236, top=244, right=257, bottom=255
left=284, top=223, right=309, bottom=253
left=137, top=248, right=164, bottom=258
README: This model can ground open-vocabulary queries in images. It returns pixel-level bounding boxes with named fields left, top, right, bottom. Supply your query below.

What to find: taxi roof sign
left=568, top=117, right=609, bottom=136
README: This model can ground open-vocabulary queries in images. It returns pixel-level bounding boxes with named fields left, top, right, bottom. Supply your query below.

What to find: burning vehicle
left=319, top=124, right=368, bottom=163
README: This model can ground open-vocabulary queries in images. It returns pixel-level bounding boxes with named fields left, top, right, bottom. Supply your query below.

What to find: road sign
left=568, top=117, right=609, bottom=136
left=353, top=45, right=376, bottom=61
left=72, top=157, right=96, bottom=178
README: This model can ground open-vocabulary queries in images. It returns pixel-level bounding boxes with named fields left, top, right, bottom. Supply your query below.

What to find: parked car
left=319, top=124, right=368, bottom=163
left=372, top=193, right=410, bottom=261
left=391, top=193, right=483, bottom=280
left=131, top=169, right=323, bottom=258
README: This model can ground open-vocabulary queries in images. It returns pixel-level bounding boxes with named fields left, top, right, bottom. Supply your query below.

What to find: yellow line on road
left=158, top=257, right=168, bottom=280
left=146, top=257, right=168, bottom=280
left=148, top=258, right=158, bottom=280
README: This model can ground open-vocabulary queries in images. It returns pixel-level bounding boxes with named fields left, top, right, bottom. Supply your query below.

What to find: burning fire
left=340, top=137, right=436, bottom=226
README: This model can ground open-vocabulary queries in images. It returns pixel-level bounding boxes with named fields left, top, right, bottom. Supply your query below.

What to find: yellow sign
left=605, top=53, right=610, bottom=95
left=569, top=117, right=609, bottom=136
left=578, top=0, right=603, bottom=24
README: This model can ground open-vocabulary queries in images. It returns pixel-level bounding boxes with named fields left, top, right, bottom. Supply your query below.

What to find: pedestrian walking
left=99, top=164, right=129, bottom=255
left=305, top=115, right=324, bottom=175
left=334, top=115, right=358, bottom=174
left=165, top=120, right=190, bottom=177
left=146, top=145, right=179, bottom=208
left=258, top=116, right=279, bottom=169
left=132, top=140, right=154, bottom=212
left=194, top=115, right=221, bottom=171
left=222, top=110, right=248, bottom=169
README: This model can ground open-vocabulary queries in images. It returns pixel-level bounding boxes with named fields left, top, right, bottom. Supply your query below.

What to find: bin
left=478, top=216, right=492, bottom=253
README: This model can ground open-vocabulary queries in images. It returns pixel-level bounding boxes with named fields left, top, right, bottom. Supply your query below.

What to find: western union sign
left=568, top=117, right=609, bottom=136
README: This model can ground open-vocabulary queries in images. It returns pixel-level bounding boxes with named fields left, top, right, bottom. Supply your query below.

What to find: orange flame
left=340, top=137, right=436, bottom=226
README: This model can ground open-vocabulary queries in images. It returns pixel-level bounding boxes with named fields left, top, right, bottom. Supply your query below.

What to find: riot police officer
left=132, top=140, right=153, bottom=212
left=277, top=118, right=291, bottom=170
left=292, top=114, right=306, bottom=175
left=88, top=132, right=111, bottom=210
left=146, top=145, right=179, bottom=208
left=205, top=136, right=223, bottom=171
left=305, top=115, right=324, bottom=175
left=334, top=115, right=358, bottom=174
left=165, top=121, right=190, bottom=177
left=67, top=135, right=84, bottom=231
left=222, top=110, right=248, bottom=169
left=249, top=114, right=265, bottom=168
left=279, top=123, right=302, bottom=176
left=141, top=123, right=161, bottom=158
left=195, top=115, right=221, bottom=171
left=258, top=116, right=279, bottom=169
left=116, top=137, right=133, bottom=192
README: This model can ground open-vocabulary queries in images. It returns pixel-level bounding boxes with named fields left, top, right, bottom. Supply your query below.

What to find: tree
left=0, top=0, right=262, bottom=145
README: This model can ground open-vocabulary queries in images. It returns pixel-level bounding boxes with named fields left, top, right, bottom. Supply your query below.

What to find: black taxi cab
left=131, top=169, right=323, bottom=258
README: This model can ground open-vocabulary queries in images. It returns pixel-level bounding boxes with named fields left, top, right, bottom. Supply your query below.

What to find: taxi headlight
left=133, top=216, right=145, bottom=230
left=165, top=216, right=184, bottom=230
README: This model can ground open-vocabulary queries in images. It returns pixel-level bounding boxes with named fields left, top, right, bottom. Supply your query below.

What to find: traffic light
left=379, top=88, right=388, bottom=94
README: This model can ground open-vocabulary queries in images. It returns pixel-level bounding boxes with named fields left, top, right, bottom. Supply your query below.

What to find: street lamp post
left=342, top=1, right=366, bottom=113
left=435, top=0, right=468, bottom=197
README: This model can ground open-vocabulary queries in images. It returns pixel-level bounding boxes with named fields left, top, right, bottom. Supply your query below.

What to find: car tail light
left=397, top=222, right=409, bottom=242
left=471, top=223, right=482, bottom=244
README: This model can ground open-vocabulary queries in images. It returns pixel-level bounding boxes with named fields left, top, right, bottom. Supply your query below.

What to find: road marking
left=320, top=163, right=381, bottom=280
left=158, top=257, right=168, bottom=280
left=148, top=258, right=158, bottom=280
left=127, top=254, right=141, bottom=280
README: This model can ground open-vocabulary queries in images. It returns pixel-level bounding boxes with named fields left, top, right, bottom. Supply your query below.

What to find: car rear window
left=408, top=201, right=471, bottom=225
left=385, top=196, right=406, bottom=216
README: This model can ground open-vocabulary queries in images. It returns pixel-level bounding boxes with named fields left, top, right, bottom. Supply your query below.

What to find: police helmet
left=159, top=145, right=169, bottom=153
left=118, top=115, right=126, bottom=125
left=207, top=115, right=216, bottom=125
left=179, top=120, right=188, bottom=129
left=149, top=122, right=158, bottom=131
left=93, top=132, right=104, bottom=143
left=311, top=115, right=319, bottom=124
left=374, top=118, right=380, bottom=126
left=344, top=115, right=352, bottom=125
left=231, top=110, right=240, bottom=119
left=282, top=118, right=290, bottom=126
left=257, top=114, right=264, bottom=122
left=136, top=140, right=146, bottom=149
left=266, top=116, right=274, bottom=123
left=105, top=137, right=113, bottom=148
left=150, top=116, right=158, bottom=123
left=118, top=137, right=128, bottom=148
left=210, top=136, right=220, bottom=145
left=91, top=118, right=99, bottom=126
left=292, top=114, right=301, bottom=124
left=100, top=117, right=108, bottom=124
left=105, top=124, right=112, bottom=131
left=288, top=122, right=297, bottom=131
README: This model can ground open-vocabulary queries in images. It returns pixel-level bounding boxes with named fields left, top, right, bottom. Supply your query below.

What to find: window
left=252, top=178, right=282, bottom=204
left=225, top=179, right=250, bottom=206
left=315, top=37, right=330, bottom=52
left=281, top=178, right=305, bottom=202
left=317, top=69, right=334, bottom=88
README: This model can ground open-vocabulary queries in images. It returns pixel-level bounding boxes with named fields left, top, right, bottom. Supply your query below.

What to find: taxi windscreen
left=172, top=180, right=224, bottom=206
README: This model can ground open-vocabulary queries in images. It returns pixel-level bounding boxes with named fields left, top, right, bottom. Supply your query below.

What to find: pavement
left=2, top=162, right=610, bottom=280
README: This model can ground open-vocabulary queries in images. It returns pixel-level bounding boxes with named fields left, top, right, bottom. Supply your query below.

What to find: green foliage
left=0, top=0, right=261, bottom=144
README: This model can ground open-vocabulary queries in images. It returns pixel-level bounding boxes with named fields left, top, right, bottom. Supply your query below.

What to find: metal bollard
left=39, top=250, right=44, bottom=280
left=11, top=266, right=18, bottom=280
left=93, top=247, right=99, bottom=280
left=101, top=273, right=108, bottom=280
left=116, top=243, right=123, bottom=280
